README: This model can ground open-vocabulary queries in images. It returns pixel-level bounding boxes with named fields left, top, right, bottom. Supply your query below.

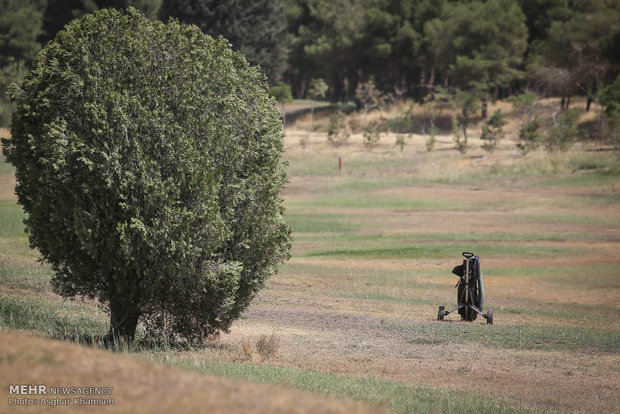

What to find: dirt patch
left=0, top=172, right=16, bottom=201
left=217, top=293, right=620, bottom=413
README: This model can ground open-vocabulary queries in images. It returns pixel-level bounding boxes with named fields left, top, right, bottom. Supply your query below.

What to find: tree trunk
left=392, top=56, right=400, bottom=97
left=429, top=67, right=435, bottom=91
left=104, top=295, right=141, bottom=348
left=332, top=73, right=342, bottom=103
left=299, top=78, right=306, bottom=100
left=586, top=96, right=592, bottom=111
left=418, top=68, right=427, bottom=103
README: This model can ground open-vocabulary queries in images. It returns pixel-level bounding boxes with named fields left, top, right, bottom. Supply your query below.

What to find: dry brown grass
left=2, top=98, right=618, bottom=413
left=285, top=96, right=605, bottom=153
left=0, top=330, right=386, bottom=414
left=256, top=333, right=280, bottom=361
left=240, top=333, right=281, bottom=362
left=213, top=118, right=620, bottom=412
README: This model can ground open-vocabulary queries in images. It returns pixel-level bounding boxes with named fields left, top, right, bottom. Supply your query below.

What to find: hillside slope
left=0, top=331, right=386, bottom=414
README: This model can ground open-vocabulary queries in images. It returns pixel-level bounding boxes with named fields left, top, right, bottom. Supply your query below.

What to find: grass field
left=1, top=100, right=619, bottom=414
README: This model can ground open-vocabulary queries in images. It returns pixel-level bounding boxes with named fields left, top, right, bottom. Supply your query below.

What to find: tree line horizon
left=1, top=0, right=619, bottom=122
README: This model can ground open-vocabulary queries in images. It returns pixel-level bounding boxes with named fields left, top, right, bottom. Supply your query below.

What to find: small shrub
left=395, top=134, right=410, bottom=152
left=599, top=75, right=620, bottom=120
left=306, top=78, right=329, bottom=133
left=517, top=114, right=543, bottom=154
left=386, top=103, right=415, bottom=133
left=599, top=76, right=620, bottom=146
left=327, top=111, right=350, bottom=147
left=299, top=134, right=309, bottom=148
left=348, top=115, right=363, bottom=134
left=356, top=78, right=385, bottom=119
left=426, top=126, right=438, bottom=152
left=505, top=92, right=537, bottom=117
left=241, top=338, right=255, bottom=360
left=544, top=109, right=580, bottom=151
left=241, top=333, right=280, bottom=362
left=256, top=333, right=280, bottom=361
left=480, top=109, right=506, bottom=152
left=363, top=117, right=387, bottom=150
left=452, top=116, right=467, bottom=154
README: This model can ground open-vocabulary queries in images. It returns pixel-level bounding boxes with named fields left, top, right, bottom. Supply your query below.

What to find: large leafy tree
left=159, top=0, right=288, bottom=83
left=527, top=0, right=620, bottom=109
left=2, top=8, right=291, bottom=344
left=359, top=0, right=421, bottom=99
left=285, top=0, right=445, bottom=102
left=358, top=0, right=445, bottom=100
left=289, top=0, right=371, bottom=101
left=425, top=0, right=528, bottom=94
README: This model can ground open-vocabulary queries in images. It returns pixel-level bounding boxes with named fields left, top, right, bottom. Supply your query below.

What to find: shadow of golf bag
left=438, top=252, right=493, bottom=324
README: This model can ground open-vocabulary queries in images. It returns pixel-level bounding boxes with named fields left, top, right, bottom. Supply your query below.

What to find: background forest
left=1, top=0, right=619, bottom=141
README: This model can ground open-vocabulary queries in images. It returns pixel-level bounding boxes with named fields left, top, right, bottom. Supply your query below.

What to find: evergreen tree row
left=1, top=0, right=619, bottom=125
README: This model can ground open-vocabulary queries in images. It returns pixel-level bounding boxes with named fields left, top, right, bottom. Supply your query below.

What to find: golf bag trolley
left=438, top=252, right=494, bottom=324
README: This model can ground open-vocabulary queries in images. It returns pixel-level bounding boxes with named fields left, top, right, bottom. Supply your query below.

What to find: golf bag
left=438, top=252, right=493, bottom=324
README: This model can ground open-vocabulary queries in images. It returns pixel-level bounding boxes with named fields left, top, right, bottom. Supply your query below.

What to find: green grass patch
left=340, top=292, right=437, bottom=306
left=0, top=204, right=26, bottom=238
left=286, top=213, right=358, bottom=234
left=497, top=302, right=619, bottom=325
left=286, top=154, right=343, bottom=176
left=0, top=292, right=108, bottom=339
left=306, top=242, right=583, bottom=260
left=396, top=322, right=619, bottom=353
left=294, top=231, right=616, bottom=244
left=536, top=172, right=620, bottom=189
left=0, top=238, right=40, bottom=260
left=145, top=356, right=530, bottom=414
left=0, top=154, right=15, bottom=175
left=485, top=265, right=620, bottom=288
left=0, top=258, right=52, bottom=291
left=291, top=192, right=455, bottom=211
left=521, top=212, right=619, bottom=226
left=281, top=262, right=445, bottom=290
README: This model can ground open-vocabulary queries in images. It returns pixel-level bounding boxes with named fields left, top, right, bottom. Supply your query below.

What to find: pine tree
left=160, top=0, right=288, bottom=82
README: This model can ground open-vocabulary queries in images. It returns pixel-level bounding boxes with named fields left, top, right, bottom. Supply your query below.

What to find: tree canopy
left=159, top=0, right=288, bottom=83
left=426, top=0, right=528, bottom=91
left=2, top=7, right=291, bottom=344
left=528, top=0, right=620, bottom=104
left=2, top=0, right=620, bottom=119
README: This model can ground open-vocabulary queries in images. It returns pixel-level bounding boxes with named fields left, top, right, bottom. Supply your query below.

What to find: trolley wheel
left=438, top=306, right=445, bottom=321
left=486, top=309, right=494, bottom=325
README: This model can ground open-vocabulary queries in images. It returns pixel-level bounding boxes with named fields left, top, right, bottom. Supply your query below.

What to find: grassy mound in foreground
left=0, top=331, right=386, bottom=414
